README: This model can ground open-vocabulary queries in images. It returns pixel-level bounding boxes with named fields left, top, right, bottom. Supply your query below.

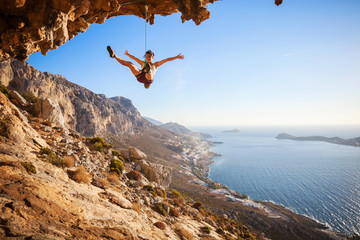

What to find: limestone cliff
left=0, top=59, right=150, bottom=137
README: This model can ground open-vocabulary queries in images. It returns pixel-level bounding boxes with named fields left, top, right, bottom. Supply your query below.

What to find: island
left=276, top=133, right=360, bottom=147
left=222, top=129, right=241, bottom=133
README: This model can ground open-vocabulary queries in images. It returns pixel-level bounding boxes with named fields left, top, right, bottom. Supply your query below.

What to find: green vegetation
left=93, top=142, right=103, bottom=151
left=87, top=137, right=113, bottom=152
left=20, top=162, right=37, bottom=174
left=40, top=147, right=53, bottom=155
left=156, top=203, right=168, bottom=216
left=22, top=91, right=38, bottom=103
left=110, top=158, right=124, bottom=176
left=0, top=84, right=10, bottom=98
left=200, top=226, right=211, bottom=234
left=143, top=185, right=156, bottom=195
left=155, top=187, right=166, bottom=198
left=39, top=147, right=65, bottom=168
left=193, top=201, right=203, bottom=210
left=111, top=150, right=125, bottom=162
left=216, top=228, right=225, bottom=235
left=171, top=189, right=182, bottom=198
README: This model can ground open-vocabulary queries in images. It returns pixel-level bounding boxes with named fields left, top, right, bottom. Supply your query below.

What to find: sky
left=27, top=0, right=360, bottom=127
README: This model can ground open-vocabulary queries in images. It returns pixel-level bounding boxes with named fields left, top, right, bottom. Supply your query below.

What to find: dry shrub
left=170, top=207, right=180, bottom=217
left=155, top=187, right=166, bottom=198
left=176, top=227, right=193, bottom=240
left=173, top=198, right=182, bottom=207
left=140, top=164, right=158, bottom=182
left=69, top=165, right=91, bottom=184
left=107, top=172, right=121, bottom=185
left=126, top=170, right=142, bottom=180
left=181, top=206, right=190, bottom=216
left=132, top=203, right=141, bottom=215
left=99, top=178, right=109, bottom=189
left=64, top=155, right=75, bottom=168
left=42, top=120, right=52, bottom=126
left=154, top=221, right=166, bottom=230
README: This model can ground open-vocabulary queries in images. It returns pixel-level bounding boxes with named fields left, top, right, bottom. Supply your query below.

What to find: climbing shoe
left=107, top=46, right=115, bottom=58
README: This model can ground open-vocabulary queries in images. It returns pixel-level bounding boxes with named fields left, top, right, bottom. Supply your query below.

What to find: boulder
left=34, top=98, right=66, bottom=129
left=135, top=159, right=172, bottom=188
left=9, top=90, right=27, bottom=107
left=128, top=147, right=146, bottom=160
left=100, top=189, right=132, bottom=209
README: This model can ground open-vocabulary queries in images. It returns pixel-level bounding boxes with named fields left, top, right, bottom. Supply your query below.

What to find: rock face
left=34, top=97, right=66, bottom=129
left=0, top=91, right=48, bottom=152
left=0, top=59, right=150, bottom=137
left=0, top=89, right=255, bottom=239
left=0, top=0, right=222, bottom=61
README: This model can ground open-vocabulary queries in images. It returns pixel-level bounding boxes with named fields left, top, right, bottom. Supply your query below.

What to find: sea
left=191, top=125, right=360, bottom=236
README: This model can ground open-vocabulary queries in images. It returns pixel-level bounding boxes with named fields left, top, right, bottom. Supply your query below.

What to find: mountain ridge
left=0, top=59, right=151, bottom=137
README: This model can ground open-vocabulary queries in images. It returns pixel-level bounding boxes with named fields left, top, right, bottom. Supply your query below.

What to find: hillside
left=276, top=133, right=360, bottom=147
left=0, top=83, right=257, bottom=239
left=0, top=60, right=347, bottom=240
left=161, top=122, right=212, bottom=139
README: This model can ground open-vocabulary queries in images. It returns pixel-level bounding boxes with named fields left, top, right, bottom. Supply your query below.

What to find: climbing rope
left=144, top=0, right=148, bottom=53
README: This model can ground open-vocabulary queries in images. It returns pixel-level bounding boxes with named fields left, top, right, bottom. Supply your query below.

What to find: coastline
left=180, top=136, right=348, bottom=239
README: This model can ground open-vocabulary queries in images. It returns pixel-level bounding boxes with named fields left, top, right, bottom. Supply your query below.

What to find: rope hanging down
left=144, top=0, right=148, bottom=53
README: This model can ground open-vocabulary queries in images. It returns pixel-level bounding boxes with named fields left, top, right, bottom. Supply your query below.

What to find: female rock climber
left=107, top=46, right=184, bottom=89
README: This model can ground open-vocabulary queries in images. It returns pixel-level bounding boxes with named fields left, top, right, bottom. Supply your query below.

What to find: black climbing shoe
left=107, top=46, right=115, bottom=58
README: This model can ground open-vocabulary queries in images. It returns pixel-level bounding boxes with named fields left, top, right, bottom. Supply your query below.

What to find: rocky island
left=276, top=133, right=360, bottom=147
left=222, top=129, right=241, bottom=133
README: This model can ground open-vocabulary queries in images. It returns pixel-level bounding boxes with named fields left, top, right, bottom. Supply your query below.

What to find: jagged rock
left=0, top=91, right=47, bottom=149
left=34, top=98, right=66, bottom=129
left=135, top=159, right=172, bottom=188
left=129, top=147, right=147, bottom=160
left=0, top=0, right=233, bottom=61
left=119, top=148, right=130, bottom=161
left=9, top=90, right=27, bottom=106
left=100, top=189, right=133, bottom=209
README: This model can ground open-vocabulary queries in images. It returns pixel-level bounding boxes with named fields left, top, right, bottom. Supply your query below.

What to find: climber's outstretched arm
left=125, top=50, right=144, bottom=66
left=154, top=54, right=184, bottom=68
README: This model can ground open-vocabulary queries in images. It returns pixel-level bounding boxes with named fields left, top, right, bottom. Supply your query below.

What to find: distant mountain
left=222, top=129, right=241, bottom=133
left=143, top=116, right=164, bottom=126
left=161, top=122, right=212, bottom=139
left=276, top=133, right=360, bottom=147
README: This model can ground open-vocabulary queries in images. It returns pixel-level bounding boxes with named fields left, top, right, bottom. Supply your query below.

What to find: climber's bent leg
left=115, top=56, right=141, bottom=76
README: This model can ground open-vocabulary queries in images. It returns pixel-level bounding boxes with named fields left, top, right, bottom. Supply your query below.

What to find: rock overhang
left=0, top=0, right=282, bottom=62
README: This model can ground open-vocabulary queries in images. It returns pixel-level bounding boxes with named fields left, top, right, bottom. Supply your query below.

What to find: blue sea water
left=192, top=126, right=360, bottom=235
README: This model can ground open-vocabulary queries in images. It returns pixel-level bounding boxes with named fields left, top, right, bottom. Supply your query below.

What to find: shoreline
left=182, top=136, right=349, bottom=239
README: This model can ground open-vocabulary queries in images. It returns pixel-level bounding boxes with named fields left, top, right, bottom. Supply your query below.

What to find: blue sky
left=27, top=0, right=360, bottom=126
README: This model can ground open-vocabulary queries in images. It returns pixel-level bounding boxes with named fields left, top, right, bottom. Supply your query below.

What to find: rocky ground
left=0, top=90, right=257, bottom=239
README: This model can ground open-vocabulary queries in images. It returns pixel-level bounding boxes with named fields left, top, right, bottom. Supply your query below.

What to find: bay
left=192, top=126, right=360, bottom=235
